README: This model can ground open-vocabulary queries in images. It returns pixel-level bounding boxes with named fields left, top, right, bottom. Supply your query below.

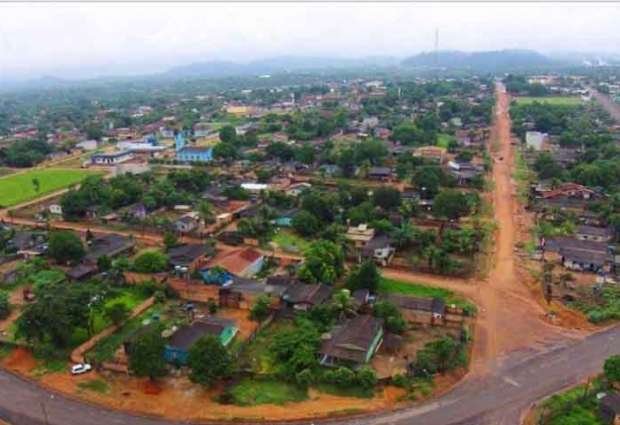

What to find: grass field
left=514, top=96, right=582, bottom=106
left=272, top=230, right=310, bottom=254
left=229, top=378, right=308, bottom=406
left=0, top=168, right=99, bottom=207
left=378, top=278, right=476, bottom=314
left=437, top=133, right=455, bottom=149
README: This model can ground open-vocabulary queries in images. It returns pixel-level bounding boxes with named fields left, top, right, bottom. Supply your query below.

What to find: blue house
left=199, top=267, right=233, bottom=286
left=273, top=208, right=299, bottom=228
left=175, top=132, right=213, bottom=163
left=164, top=317, right=238, bottom=365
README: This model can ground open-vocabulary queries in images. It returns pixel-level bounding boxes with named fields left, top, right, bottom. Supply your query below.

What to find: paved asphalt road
left=0, top=325, right=617, bottom=425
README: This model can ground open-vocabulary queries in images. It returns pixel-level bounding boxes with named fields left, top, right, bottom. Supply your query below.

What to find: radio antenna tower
left=434, top=28, right=439, bottom=68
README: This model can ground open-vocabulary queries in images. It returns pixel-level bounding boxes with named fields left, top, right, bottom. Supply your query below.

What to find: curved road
left=0, top=83, right=618, bottom=425
left=0, top=325, right=617, bottom=425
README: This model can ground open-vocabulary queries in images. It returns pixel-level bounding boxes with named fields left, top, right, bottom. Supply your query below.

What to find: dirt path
left=469, top=83, right=583, bottom=376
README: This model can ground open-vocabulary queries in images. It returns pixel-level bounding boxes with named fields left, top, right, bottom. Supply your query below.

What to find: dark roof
left=168, top=317, right=234, bottom=350
left=352, top=289, right=370, bottom=305
left=545, top=237, right=608, bottom=254
left=85, top=234, right=134, bottom=263
left=282, top=283, right=332, bottom=306
left=576, top=225, right=613, bottom=238
left=601, top=393, right=620, bottom=414
left=168, top=244, right=206, bottom=267
left=368, top=166, right=392, bottom=176
left=319, top=315, right=383, bottom=364
left=386, top=294, right=445, bottom=315
left=66, top=263, right=97, bottom=281
left=266, top=275, right=298, bottom=287
left=560, top=248, right=610, bottom=266
left=362, top=234, right=391, bottom=256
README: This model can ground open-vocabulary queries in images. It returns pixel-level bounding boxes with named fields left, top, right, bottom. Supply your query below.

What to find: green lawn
left=514, top=96, right=582, bottom=106
left=77, top=379, right=110, bottom=394
left=0, top=168, right=99, bottom=207
left=537, top=380, right=604, bottom=425
left=378, top=278, right=476, bottom=314
left=272, top=230, right=310, bottom=254
left=228, top=378, right=308, bottom=406
left=90, top=287, right=150, bottom=334
left=436, top=133, right=455, bottom=149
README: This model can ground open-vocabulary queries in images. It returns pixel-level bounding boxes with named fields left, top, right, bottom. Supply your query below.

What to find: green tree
left=432, top=189, right=471, bottom=221
left=197, top=200, right=214, bottom=225
left=373, top=300, right=406, bottom=334
left=372, top=187, right=401, bottom=210
left=250, top=294, right=271, bottom=322
left=292, top=211, right=321, bottom=237
left=104, top=302, right=130, bottom=326
left=218, top=125, right=237, bottom=144
left=346, top=260, right=381, bottom=293
left=331, top=289, right=357, bottom=320
left=0, top=291, right=11, bottom=320
left=48, top=231, right=85, bottom=264
left=133, top=251, right=169, bottom=273
left=298, top=240, right=344, bottom=284
left=604, top=355, right=620, bottom=384
left=163, top=231, right=178, bottom=250
left=32, top=177, right=40, bottom=193
left=97, top=255, right=112, bottom=272
left=188, top=335, right=232, bottom=387
left=128, top=326, right=168, bottom=380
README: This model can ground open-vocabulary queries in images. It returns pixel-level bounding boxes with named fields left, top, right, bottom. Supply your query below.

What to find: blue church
left=175, top=132, right=213, bottom=163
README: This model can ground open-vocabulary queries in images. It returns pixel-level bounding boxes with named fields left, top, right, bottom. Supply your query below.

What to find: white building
left=525, top=131, right=546, bottom=151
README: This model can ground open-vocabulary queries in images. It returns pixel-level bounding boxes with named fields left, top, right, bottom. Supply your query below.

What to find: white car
left=71, top=363, right=92, bottom=375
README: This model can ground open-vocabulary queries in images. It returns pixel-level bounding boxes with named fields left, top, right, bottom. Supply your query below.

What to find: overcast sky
left=1, top=2, right=619, bottom=80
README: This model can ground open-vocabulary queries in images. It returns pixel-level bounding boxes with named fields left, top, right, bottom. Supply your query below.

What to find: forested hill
left=402, top=49, right=554, bottom=71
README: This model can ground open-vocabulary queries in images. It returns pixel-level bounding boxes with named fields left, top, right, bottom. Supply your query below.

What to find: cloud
left=0, top=2, right=618, bottom=79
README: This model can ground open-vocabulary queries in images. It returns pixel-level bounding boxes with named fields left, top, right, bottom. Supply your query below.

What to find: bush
left=0, top=291, right=11, bottom=320
left=132, top=251, right=169, bottom=274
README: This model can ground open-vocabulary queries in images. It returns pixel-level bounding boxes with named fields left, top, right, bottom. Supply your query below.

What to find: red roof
left=209, top=248, right=263, bottom=275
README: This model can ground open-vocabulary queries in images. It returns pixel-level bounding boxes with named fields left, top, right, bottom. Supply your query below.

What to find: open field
left=0, top=168, right=99, bottom=207
left=513, top=96, right=582, bottom=106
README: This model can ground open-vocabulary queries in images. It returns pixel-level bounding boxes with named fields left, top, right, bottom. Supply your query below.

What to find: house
left=273, top=208, right=299, bottom=227
left=576, top=225, right=614, bottom=243
left=168, top=244, right=209, bottom=272
left=174, top=215, right=200, bottom=234
left=286, top=182, right=312, bottom=197
left=175, top=132, right=213, bottom=163
left=367, top=167, right=392, bottom=181
left=75, top=140, right=98, bottom=151
left=447, top=160, right=484, bottom=186
left=66, top=263, right=98, bottom=281
left=207, top=248, right=264, bottom=278
left=386, top=294, right=446, bottom=325
left=319, top=315, right=384, bottom=368
left=90, top=151, right=134, bottom=166
left=176, top=146, right=214, bottom=163
left=413, top=146, right=447, bottom=163
left=536, top=182, right=600, bottom=213
left=281, top=283, right=332, bottom=312
left=219, top=275, right=290, bottom=309
left=84, top=234, right=135, bottom=264
left=48, top=204, right=63, bottom=215
left=126, top=203, right=147, bottom=221
left=525, top=131, right=546, bottom=151
left=544, top=237, right=612, bottom=273
left=361, top=234, right=395, bottom=266
left=164, top=317, right=238, bottom=365
left=599, top=392, right=620, bottom=425
left=560, top=248, right=612, bottom=273
left=345, top=224, right=376, bottom=250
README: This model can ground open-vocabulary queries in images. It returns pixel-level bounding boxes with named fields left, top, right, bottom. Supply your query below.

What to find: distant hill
left=165, top=55, right=400, bottom=78
left=402, top=49, right=554, bottom=71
